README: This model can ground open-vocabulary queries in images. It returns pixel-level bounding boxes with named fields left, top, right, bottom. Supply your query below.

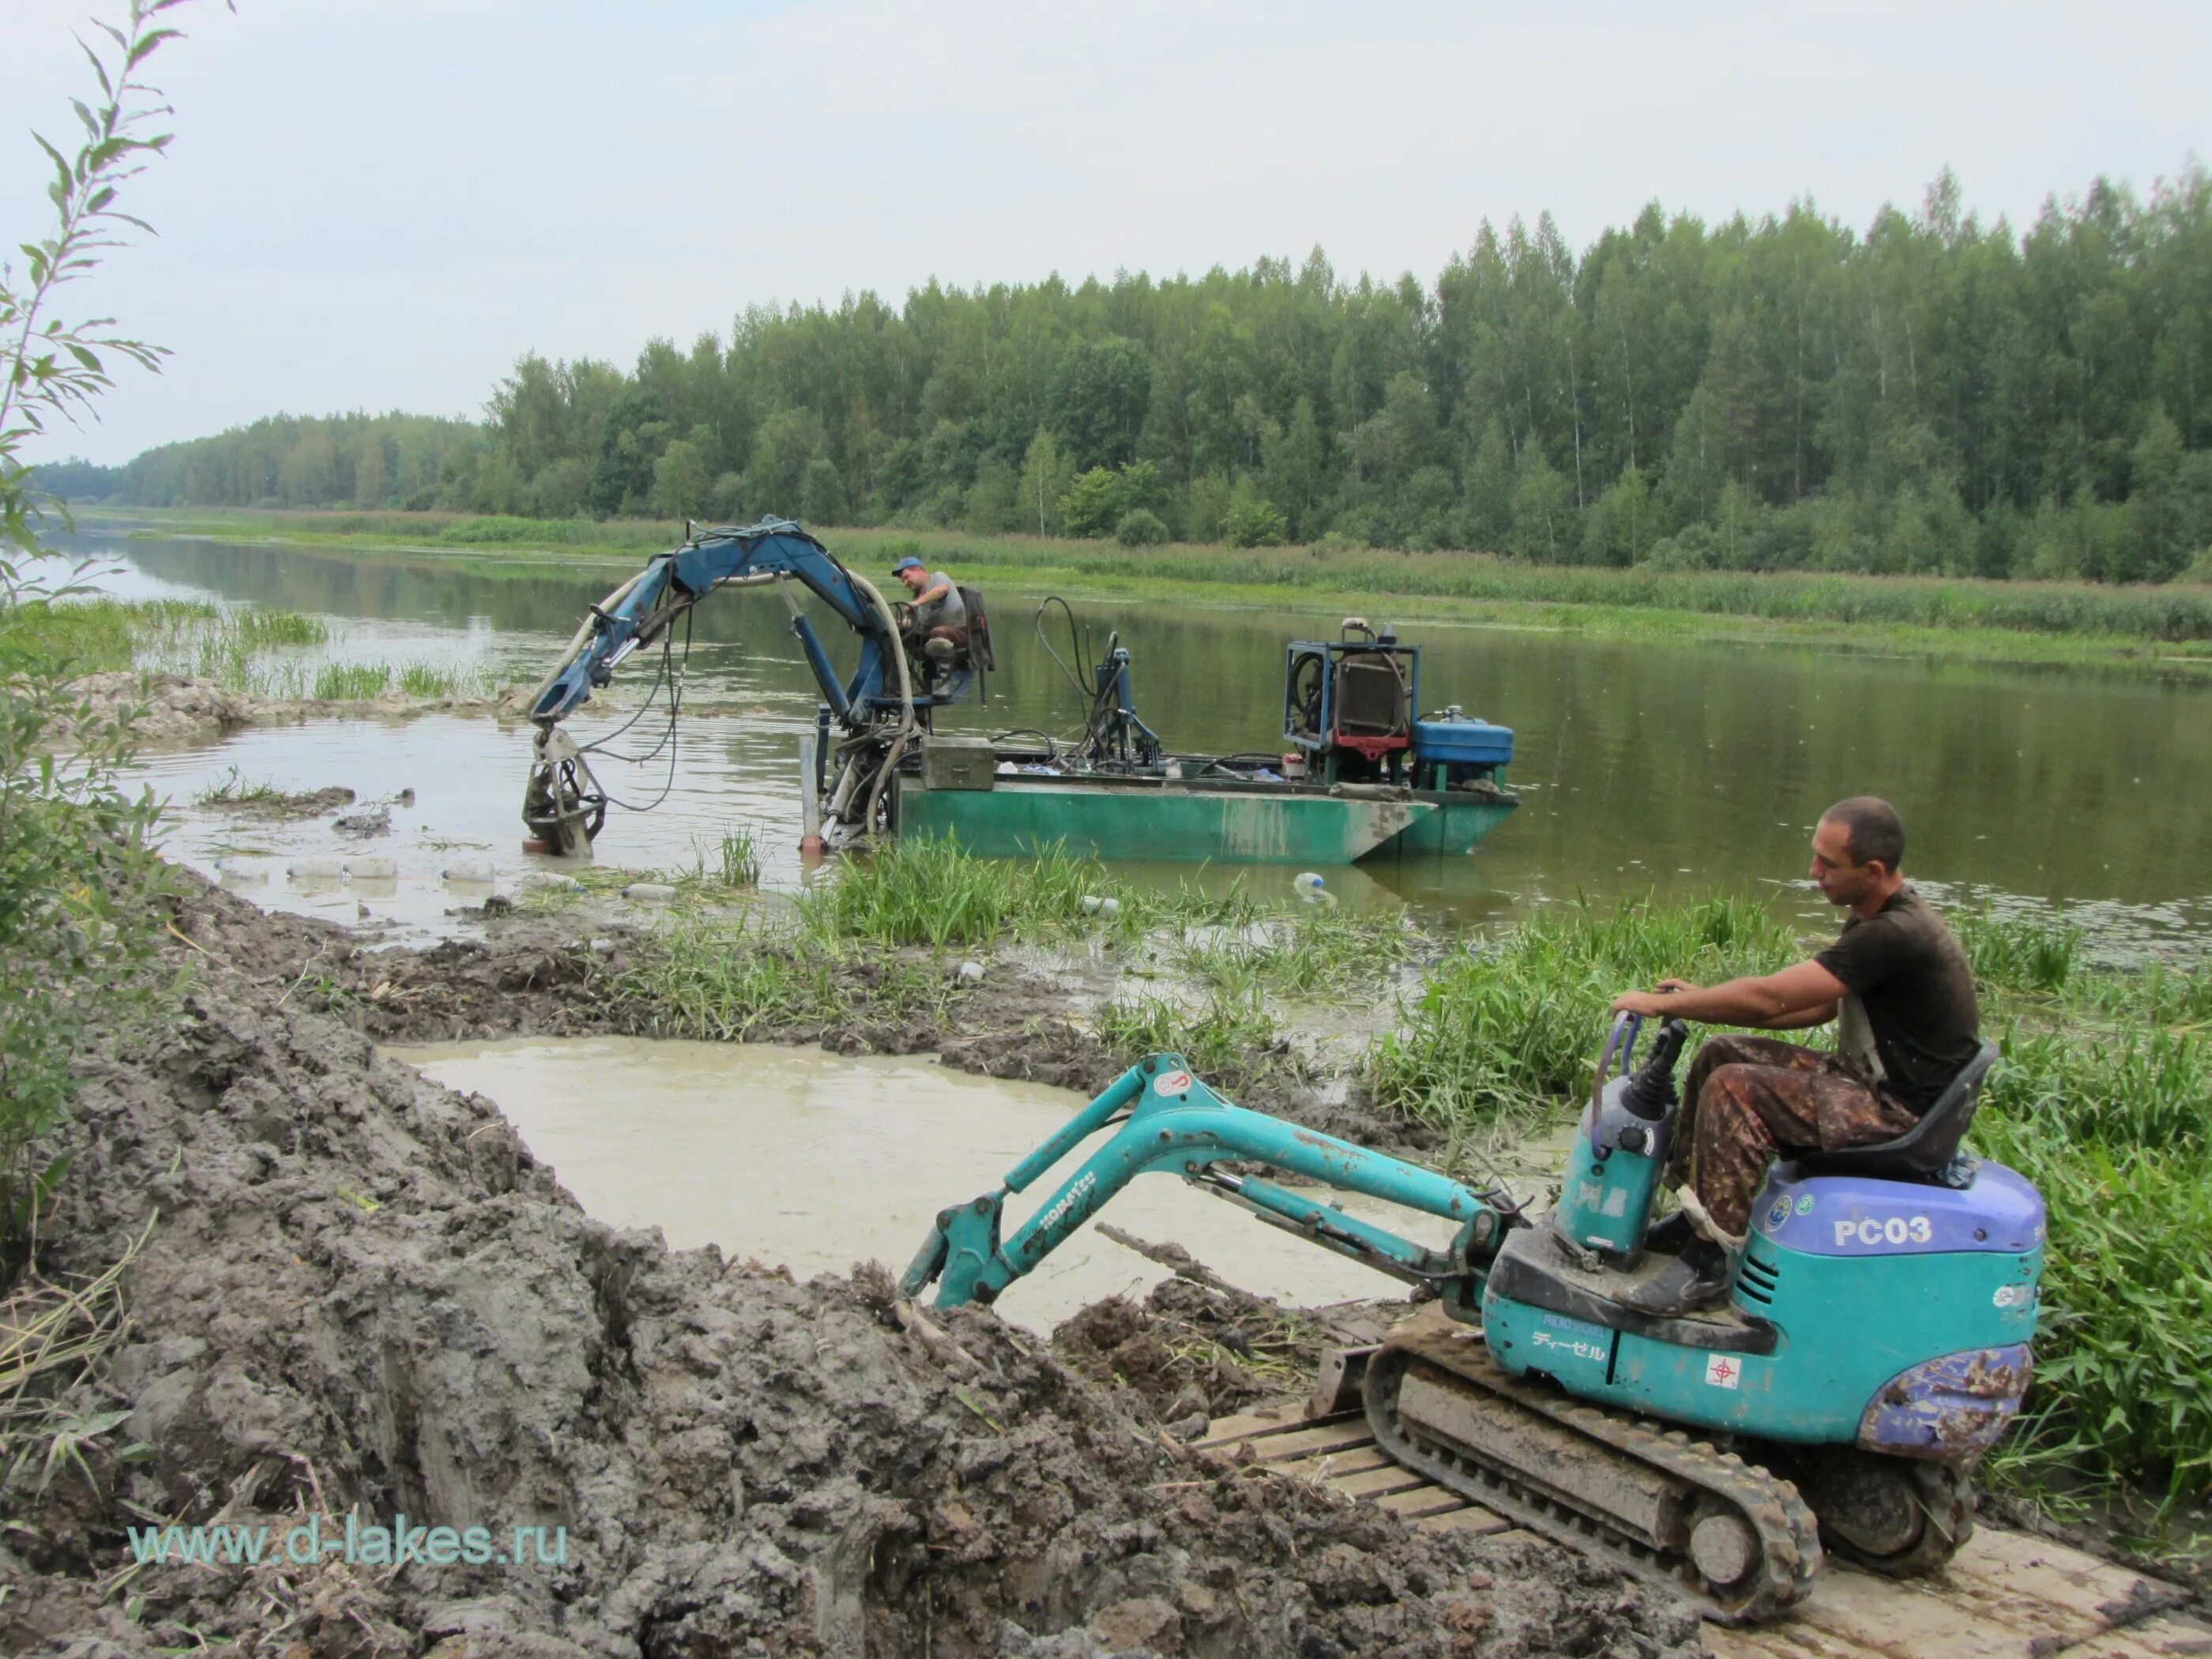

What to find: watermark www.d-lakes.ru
left=124, top=1513, right=569, bottom=1569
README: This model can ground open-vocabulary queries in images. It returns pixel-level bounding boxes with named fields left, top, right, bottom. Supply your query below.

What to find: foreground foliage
left=0, top=2, right=198, bottom=1277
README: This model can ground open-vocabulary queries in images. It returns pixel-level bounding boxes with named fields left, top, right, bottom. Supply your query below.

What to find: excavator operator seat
left=958, top=585, right=995, bottom=672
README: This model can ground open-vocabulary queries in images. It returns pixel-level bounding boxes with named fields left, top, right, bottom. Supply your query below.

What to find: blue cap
left=892, top=556, right=925, bottom=574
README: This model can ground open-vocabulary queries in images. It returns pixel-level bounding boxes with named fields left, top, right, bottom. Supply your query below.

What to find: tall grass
left=1974, top=1018, right=2212, bottom=1499
left=1955, top=906, right=2085, bottom=993
left=1095, top=990, right=1286, bottom=1083
left=800, top=836, right=1108, bottom=949
left=5, top=596, right=326, bottom=684
left=311, top=662, right=390, bottom=700
left=1367, top=895, right=1802, bottom=1130
left=604, top=912, right=853, bottom=1039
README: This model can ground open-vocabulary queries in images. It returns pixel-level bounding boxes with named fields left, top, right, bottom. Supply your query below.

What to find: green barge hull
left=892, top=772, right=1515, bottom=864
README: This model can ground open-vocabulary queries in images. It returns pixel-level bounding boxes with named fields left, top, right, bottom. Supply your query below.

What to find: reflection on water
left=70, top=529, right=2212, bottom=953
left=386, top=1036, right=1450, bottom=1332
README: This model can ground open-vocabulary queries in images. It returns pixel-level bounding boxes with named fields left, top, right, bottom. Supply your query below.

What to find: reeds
left=1365, top=895, right=1801, bottom=1131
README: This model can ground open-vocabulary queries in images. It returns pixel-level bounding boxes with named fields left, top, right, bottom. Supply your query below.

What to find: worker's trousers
left=1666, top=1036, right=1920, bottom=1240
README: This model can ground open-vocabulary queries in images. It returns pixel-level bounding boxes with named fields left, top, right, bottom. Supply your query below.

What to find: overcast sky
left=6, top=0, right=2207, bottom=464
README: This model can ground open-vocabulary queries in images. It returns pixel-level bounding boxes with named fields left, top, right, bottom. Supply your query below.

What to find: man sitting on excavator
left=1607, top=796, right=1982, bottom=1316
left=892, top=555, right=967, bottom=664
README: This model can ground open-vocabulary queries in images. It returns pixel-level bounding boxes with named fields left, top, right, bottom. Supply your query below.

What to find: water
left=387, top=1036, right=1456, bottom=1332
left=64, top=529, right=2212, bottom=954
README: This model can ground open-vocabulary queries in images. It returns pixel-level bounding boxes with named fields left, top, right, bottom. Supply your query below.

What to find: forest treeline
left=59, top=168, right=2212, bottom=583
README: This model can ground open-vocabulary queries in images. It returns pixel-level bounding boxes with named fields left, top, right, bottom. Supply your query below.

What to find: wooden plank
left=1195, top=1404, right=1320, bottom=1446
left=1789, top=1564, right=2050, bottom=1659
left=2056, top=1616, right=2212, bottom=1659
left=1940, top=1530, right=2186, bottom=1638
left=1240, top=1419, right=1375, bottom=1463
left=1376, top=1486, right=1471, bottom=1519
left=1704, top=1625, right=1883, bottom=1659
left=1326, top=1465, right=1434, bottom=1500
left=1413, top=1503, right=1511, bottom=1537
left=1270, top=1443, right=1395, bottom=1480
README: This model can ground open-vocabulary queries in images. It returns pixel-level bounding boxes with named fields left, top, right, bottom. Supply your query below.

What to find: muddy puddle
left=389, top=1035, right=1459, bottom=1331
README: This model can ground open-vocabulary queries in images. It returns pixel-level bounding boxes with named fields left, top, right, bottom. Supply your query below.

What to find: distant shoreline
left=71, top=506, right=2212, bottom=675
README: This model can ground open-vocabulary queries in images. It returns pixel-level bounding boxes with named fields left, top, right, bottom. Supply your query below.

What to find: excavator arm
left=521, top=518, right=924, bottom=854
left=899, top=1053, right=1518, bottom=1316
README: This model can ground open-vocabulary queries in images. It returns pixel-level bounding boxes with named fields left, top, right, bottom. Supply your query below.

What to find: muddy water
left=389, top=1036, right=1455, bottom=1331
left=70, top=529, right=2212, bottom=954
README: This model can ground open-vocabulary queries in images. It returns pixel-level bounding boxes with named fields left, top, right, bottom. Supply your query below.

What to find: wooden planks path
left=1201, top=1401, right=2210, bottom=1658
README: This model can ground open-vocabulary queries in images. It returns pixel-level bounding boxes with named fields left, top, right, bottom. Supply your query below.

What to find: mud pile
left=60, top=671, right=263, bottom=743
left=2, top=878, right=1701, bottom=1657
left=53, top=672, right=542, bottom=748
left=1055, top=1276, right=1398, bottom=1431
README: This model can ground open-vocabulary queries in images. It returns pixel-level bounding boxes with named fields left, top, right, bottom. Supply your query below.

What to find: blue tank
left=1412, top=713, right=1514, bottom=768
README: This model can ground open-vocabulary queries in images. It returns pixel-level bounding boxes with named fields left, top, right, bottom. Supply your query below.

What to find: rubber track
left=1364, top=1333, right=1823, bottom=1623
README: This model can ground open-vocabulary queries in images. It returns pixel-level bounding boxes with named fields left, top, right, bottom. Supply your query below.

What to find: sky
left=5, top=0, right=2208, bottom=465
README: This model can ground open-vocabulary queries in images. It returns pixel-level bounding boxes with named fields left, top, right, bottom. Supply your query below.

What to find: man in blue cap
left=892, top=555, right=968, bottom=661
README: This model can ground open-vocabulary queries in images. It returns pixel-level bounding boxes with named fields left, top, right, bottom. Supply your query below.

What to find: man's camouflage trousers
left=1665, top=1035, right=1920, bottom=1240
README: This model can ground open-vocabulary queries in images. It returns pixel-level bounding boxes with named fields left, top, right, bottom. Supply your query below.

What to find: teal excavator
left=903, top=1018, right=2038, bottom=1623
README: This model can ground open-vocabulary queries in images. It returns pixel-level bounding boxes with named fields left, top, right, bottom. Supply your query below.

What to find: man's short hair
left=1822, top=796, right=1905, bottom=871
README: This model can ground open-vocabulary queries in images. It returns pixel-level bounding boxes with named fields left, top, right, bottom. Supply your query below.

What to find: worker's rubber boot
left=1642, top=1209, right=1695, bottom=1256
left=1612, top=1238, right=1732, bottom=1316
left=924, top=636, right=955, bottom=661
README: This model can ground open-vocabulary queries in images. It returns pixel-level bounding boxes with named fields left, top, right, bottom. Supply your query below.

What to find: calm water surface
left=71, top=531, right=2212, bottom=954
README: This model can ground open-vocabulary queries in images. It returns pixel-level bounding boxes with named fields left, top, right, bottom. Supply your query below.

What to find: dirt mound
left=1055, top=1277, right=1398, bottom=1431
left=57, top=671, right=264, bottom=744
left=1, top=878, right=1702, bottom=1657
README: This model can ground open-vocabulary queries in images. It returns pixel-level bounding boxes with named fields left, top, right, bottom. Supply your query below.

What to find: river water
left=66, top=529, right=2212, bottom=956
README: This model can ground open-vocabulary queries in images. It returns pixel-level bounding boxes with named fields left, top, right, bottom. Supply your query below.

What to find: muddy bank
left=169, top=874, right=1439, bottom=1160
left=2, top=876, right=1698, bottom=1657
left=55, top=671, right=540, bottom=747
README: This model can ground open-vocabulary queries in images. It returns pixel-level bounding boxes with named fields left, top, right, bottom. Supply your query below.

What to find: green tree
left=1458, top=416, right=1514, bottom=551
left=1050, top=337, right=1153, bottom=470
left=1582, top=466, right=1657, bottom=566
left=652, top=438, right=710, bottom=520
left=745, top=406, right=828, bottom=515
left=1261, top=397, right=1325, bottom=538
left=1017, top=427, right=1074, bottom=536
left=1221, top=488, right=1288, bottom=547
left=1507, top=447, right=1570, bottom=559
left=587, top=389, right=672, bottom=517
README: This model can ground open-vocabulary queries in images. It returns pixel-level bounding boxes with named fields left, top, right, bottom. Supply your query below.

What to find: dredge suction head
left=1363, top=1324, right=1821, bottom=1623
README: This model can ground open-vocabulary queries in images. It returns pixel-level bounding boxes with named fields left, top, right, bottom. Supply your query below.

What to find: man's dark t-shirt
left=1813, top=887, right=1981, bottom=1112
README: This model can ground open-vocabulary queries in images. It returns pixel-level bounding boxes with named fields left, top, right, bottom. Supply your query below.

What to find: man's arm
left=915, top=578, right=952, bottom=608
left=1611, top=959, right=1845, bottom=1029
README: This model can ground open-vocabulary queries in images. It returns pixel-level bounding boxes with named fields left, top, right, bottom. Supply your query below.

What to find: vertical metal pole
left=799, top=735, right=824, bottom=860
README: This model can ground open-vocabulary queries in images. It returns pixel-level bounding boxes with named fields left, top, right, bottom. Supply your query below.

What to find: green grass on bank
left=0, top=595, right=495, bottom=703
left=1367, top=894, right=1805, bottom=1130
left=1, top=595, right=325, bottom=682
left=85, top=507, right=2212, bottom=665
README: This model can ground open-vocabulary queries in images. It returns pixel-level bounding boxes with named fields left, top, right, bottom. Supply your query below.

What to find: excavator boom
left=899, top=1052, right=1512, bottom=1315
left=521, top=518, right=940, bottom=855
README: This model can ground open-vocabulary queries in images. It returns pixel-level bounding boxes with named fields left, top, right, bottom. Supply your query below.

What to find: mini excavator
left=903, top=1016, right=2039, bottom=1623
left=521, top=519, right=991, bottom=856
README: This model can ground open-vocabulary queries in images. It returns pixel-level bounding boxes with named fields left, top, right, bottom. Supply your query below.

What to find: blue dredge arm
left=900, top=1053, right=1518, bottom=1317
left=522, top=518, right=918, bottom=853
